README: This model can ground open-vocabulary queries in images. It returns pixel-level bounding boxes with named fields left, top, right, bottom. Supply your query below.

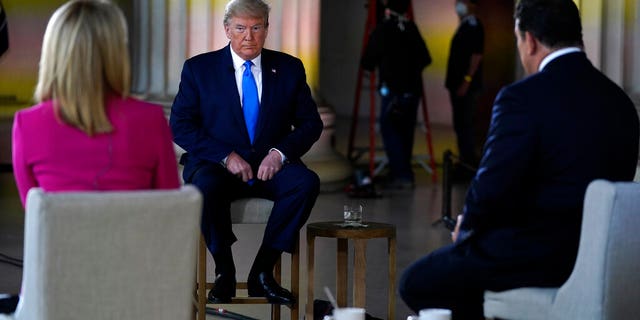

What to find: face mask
left=455, top=2, right=468, bottom=17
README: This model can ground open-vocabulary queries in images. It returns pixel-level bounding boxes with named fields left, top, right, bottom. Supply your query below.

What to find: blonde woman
left=12, top=0, right=179, bottom=207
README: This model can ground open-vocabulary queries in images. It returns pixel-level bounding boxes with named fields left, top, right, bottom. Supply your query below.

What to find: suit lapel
left=256, top=49, right=276, bottom=143
left=221, top=45, right=252, bottom=142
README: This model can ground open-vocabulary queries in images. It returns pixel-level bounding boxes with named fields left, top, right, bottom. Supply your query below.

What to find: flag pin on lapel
left=272, top=68, right=276, bottom=74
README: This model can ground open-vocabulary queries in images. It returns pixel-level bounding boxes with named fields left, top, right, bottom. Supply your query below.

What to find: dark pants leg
left=380, top=93, right=419, bottom=182
left=189, top=162, right=319, bottom=255
left=0, top=295, right=19, bottom=313
left=189, top=163, right=247, bottom=255
left=259, top=163, right=320, bottom=253
left=399, top=243, right=486, bottom=320
left=449, top=91, right=479, bottom=167
left=399, top=234, right=576, bottom=320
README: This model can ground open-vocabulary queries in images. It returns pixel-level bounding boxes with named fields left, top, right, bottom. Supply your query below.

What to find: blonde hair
left=34, top=0, right=131, bottom=136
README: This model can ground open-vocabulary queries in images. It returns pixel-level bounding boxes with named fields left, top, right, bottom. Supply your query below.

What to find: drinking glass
left=343, top=203, right=364, bottom=227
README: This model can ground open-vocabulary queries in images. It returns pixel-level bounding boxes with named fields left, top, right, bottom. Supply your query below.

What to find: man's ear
left=524, top=31, right=538, bottom=55
left=224, top=25, right=232, bottom=40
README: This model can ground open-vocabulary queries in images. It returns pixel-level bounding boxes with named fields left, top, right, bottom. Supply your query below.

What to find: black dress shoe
left=247, top=271, right=295, bottom=305
left=208, top=273, right=236, bottom=303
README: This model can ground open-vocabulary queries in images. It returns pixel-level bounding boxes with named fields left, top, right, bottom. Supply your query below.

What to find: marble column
left=303, top=104, right=353, bottom=192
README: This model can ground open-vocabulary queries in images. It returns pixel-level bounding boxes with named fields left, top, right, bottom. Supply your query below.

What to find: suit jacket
left=460, top=52, right=639, bottom=288
left=12, top=96, right=180, bottom=207
left=170, top=45, right=323, bottom=181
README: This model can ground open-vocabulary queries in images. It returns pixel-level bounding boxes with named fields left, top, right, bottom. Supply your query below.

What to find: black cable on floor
left=0, top=253, right=22, bottom=268
left=206, top=307, right=260, bottom=320
left=0, top=253, right=22, bottom=263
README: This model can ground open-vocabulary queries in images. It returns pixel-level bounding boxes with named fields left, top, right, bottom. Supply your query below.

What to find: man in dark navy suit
left=399, top=0, right=639, bottom=318
left=170, top=0, right=322, bottom=305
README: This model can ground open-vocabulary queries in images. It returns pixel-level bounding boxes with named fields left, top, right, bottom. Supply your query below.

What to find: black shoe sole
left=208, top=295, right=233, bottom=304
left=247, top=288, right=295, bottom=306
left=264, top=295, right=295, bottom=306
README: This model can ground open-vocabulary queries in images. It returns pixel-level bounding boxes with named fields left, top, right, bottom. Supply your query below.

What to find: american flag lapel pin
left=271, top=68, right=276, bottom=74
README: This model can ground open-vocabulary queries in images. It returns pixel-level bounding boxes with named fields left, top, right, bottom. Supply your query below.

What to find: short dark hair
left=514, top=0, right=583, bottom=49
left=386, top=0, right=410, bottom=14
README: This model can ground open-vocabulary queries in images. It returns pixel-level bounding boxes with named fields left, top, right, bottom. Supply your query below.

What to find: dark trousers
left=188, top=162, right=319, bottom=255
left=399, top=243, right=486, bottom=320
left=449, top=91, right=479, bottom=167
left=380, top=93, right=420, bottom=182
left=0, top=295, right=18, bottom=313
left=399, top=236, right=571, bottom=320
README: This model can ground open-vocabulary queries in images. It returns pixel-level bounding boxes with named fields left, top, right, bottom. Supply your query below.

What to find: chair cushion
left=484, top=287, right=557, bottom=320
left=230, top=198, right=274, bottom=224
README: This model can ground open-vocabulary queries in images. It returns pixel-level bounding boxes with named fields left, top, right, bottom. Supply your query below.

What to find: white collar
left=229, top=46, right=262, bottom=71
left=538, top=47, right=582, bottom=71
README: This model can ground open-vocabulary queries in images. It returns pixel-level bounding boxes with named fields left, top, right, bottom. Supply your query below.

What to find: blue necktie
left=242, top=60, right=259, bottom=144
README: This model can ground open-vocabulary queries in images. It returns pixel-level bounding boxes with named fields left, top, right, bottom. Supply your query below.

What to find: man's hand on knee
left=257, top=150, right=283, bottom=181
left=225, top=151, right=254, bottom=182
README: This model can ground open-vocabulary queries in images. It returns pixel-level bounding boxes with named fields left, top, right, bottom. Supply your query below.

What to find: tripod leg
left=349, top=0, right=378, bottom=163
left=432, top=150, right=456, bottom=230
left=348, top=67, right=364, bottom=161
left=420, top=87, right=438, bottom=182
left=368, top=70, right=377, bottom=177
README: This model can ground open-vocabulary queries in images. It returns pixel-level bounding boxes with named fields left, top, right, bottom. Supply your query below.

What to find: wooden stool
left=305, top=221, right=396, bottom=320
left=194, top=198, right=299, bottom=320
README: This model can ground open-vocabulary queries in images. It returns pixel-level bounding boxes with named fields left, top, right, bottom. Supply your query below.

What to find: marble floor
left=0, top=116, right=471, bottom=320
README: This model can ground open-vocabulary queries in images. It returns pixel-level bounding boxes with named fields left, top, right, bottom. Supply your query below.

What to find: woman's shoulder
left=14, top=101, right=56, bottom=125
left=108, top=96, right=169, bottom=130
left=17, top=100, right=53, bottom=114
left=110, top=96, right=165, bottom=116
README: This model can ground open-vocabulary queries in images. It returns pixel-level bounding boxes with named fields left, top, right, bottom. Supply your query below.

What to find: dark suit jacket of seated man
left=170, top=0, right=323, bottom=305
left=399, top=0, right=640, bottom=319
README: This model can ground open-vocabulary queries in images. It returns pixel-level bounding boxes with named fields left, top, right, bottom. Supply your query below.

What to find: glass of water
left=343, top=203, right=364, bottom=227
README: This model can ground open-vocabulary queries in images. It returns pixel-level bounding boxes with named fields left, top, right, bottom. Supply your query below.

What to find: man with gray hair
left=171, top=0, right=323, bottom=305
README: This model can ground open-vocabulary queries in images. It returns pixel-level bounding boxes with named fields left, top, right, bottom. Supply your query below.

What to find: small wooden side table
left=305, top=221, right=396, bottom=320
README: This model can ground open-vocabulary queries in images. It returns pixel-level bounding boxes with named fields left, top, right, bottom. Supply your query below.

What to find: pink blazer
left=12, top=95, right=180, bottom=207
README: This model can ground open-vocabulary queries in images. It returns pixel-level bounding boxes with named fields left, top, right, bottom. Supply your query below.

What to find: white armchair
left=484, top=180, right=640, bottom=320
left=1, top=186, right=201, bottom=320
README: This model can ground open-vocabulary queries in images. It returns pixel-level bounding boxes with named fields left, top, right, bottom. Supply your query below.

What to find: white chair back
left=551, top=180, right=640, bottom=319
left=484, top=180, right=640, bottom=320
left=13, top=186, right=201, bottom=320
